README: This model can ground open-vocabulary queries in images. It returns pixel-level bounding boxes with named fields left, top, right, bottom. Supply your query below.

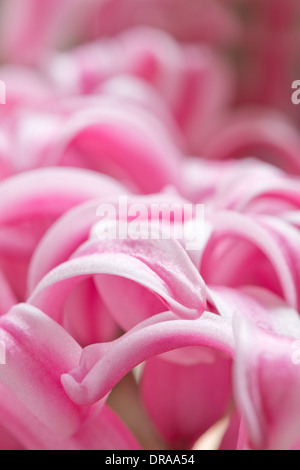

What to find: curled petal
left=0, top=168, right=125, bottom=299
left=210, top=159, right=300, bottom=214
left=208, top=285, right=300, bottom=339
left=0, top=167, right=125, bottom=228
left=61, top=311, right=234, bottom=405
left=49, top=103, right=182, bottom=193
left=28, top=233, right=206, bottom=329
left=28, top=199, right=101, bottom=292
left=202, top=211, right=300, bottom=310
left=203, top=110, right=300, bottom=174
left=28, top=190, right=190, bottom=291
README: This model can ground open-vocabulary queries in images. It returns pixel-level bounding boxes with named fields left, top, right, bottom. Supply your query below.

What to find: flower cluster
left=0, top=0, right=300, bottom=451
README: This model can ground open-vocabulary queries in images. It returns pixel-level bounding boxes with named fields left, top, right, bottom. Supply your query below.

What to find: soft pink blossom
left=0, top=0, right=300, bottom=451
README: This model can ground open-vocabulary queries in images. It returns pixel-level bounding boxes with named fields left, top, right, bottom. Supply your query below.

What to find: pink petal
left=28, top=199, right=102, bottom=292
left=0, top=303, right=97, bottom=437
left=0, top=0, right=71, bottom=64
left=202, top=211, right=300, bottom=310
left=210, top=159, right=300, bottom=214
left=90, top=0, right=239, bottom=44
left=233, top=316, right=300, bottom=450
left=208, top=285, right=300, bottom=338
left=219, top=411, right=240, bottom=451
left=141, top=354, right=232, bottom=448
left=0, top=269, right=17, bottom=316
left=63, top=278, right=120, bottom=346
left=0, top=167, right=125, bottom=228
left=0, top=382, right=139, bottom=450
left=0, top=168, right=125, bottom=299
left=203, top=110, right=300, bottom=174
left=208, top=286, right=300, bottom=449
left=28, top=190, right=190, bottom=291
left=52, top=102, right=182, bottom=193
left=28, top=234, right=206, bottom=330
left=61, top=311, right=234, bottom=405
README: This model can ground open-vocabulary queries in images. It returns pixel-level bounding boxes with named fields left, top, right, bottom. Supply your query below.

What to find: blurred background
left=0, top=0, right=300, bottom=179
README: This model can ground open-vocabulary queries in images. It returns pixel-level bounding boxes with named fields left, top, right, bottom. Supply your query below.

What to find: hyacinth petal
left=228, top=176, right=300, bottom=214
left=0, top=269, right=17, bottom=316
left=0, top=0, right=239, bottom=65
left=233, top=316, right=300, bottom=450
left=48, top=104, right=181, bottom=193
left=28, top=190, right=190, bottom=292
left=0, top=425, right=24, bottom=450
left=257, top=215, right=300, bottom=311
left=202, top=211, right=300, bottom=310
left=0, top=168, right=126, bottom=300
left=117, top=27, right=233, bottom=153
left=28, top=234, right=206, bottom=329
left=63, top=277, right=120, bottom=345
left=0, top=146, right=12, bottom=182
left=0, top=167, right=125, bottom=227
left=207, top=282, right=300, bottom=448
left=0, top=382, right=139, bottom=450
left=204, top=110, right=300, bottom=174
left=28, top=193, right=199, bottom=336
left=28, top=199, right=101, bottom=292
left=93, top=0, right=239, bottom=44
left=61, top=311, right=234, bottom=405
left=219, top=411, right=241, bottom=451
left=206, top=157, right=300, bottom=215
left=66, top=405, right=141, bottom=450
left=208, top=158, right=287, bottom=211
left=208, top=286, right=300, bottom=449
left=0, top=0, right=71, bottom=64
left=0, top=303, right=97, bottom=438
left=141, top=354, right=232, bottom=448
left=208, top=285, right=300, bottom=339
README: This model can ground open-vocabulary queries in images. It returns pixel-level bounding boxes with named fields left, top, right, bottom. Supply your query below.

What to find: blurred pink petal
left=0, top=269, right=17, bottom=316
left=0, top=0, right=239, bottom=64
left=0, top=0, right=71, bottom=64
left=203, top=110, right=300, bottom=174
left=0, top=0, right=300, bottom=451
left=219, top=411, right=240, bottom=451
left=45, top=27, right=233, bottom=154
left=141, top=354, right=232, bottom=449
